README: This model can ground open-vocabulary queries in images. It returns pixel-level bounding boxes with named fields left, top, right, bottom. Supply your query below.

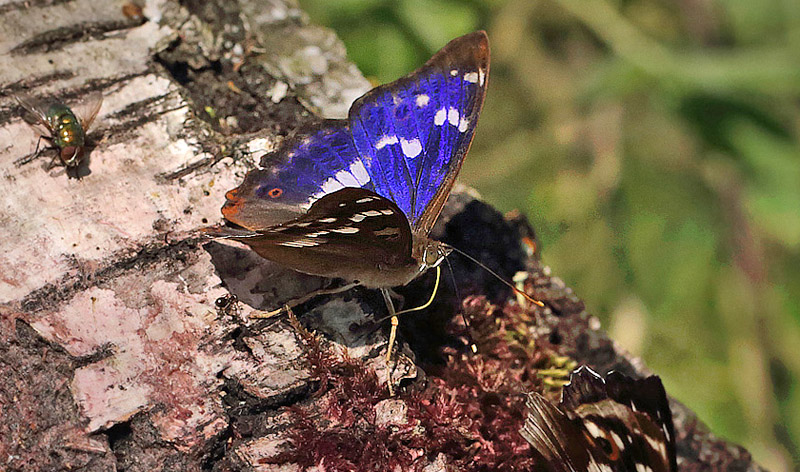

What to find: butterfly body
left=522, top=367, right=677, bottom=472
left=215, top=32, right=489, bottom=290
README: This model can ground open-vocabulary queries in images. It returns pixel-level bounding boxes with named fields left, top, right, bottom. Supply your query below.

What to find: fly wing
left=14, top=94, right=53, bottom=136
left=74, top=91, right=103, bottom=130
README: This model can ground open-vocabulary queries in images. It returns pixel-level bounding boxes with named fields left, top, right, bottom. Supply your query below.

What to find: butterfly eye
left=268, top=187, right=283, bottom=198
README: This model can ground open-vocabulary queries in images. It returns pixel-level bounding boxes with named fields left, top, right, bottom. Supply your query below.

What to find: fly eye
left=268, top=187, right=283, bottom=198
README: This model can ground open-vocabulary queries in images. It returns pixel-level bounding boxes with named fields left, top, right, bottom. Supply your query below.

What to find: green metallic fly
left=14, top=92, right=103, bottom=169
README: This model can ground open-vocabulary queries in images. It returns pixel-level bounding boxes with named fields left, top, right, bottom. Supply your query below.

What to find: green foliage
left=300, top=0, right=800, bottom=469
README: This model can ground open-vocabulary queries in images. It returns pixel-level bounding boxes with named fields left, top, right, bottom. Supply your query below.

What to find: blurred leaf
left=544, top=218, right=625, bottom=314
left=340, top=24, right=418, bottom=82
left=299, top=0, right=385, bottom=23
left=726, top=119, right=800, bottom=247
left=396, top=0, right=481, bottom=52
left=722, top=0, right=788, bottom=44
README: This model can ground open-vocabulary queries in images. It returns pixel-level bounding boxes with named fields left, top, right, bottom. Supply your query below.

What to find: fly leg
left=14, top=135, right=54, bottom=167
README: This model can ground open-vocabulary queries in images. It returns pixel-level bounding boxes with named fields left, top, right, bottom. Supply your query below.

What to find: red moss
left=270, top=295, right=552, bottom=471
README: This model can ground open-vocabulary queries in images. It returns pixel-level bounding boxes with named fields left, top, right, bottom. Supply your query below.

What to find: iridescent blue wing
left=222, top=31, right=489, bottom=235
left=348, top=30, right=489, bottom=235
left=223, top=121, right=371, bottom=229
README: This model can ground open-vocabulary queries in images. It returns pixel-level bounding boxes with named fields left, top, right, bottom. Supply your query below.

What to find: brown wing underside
left=216, top=188, right=419, bottom=287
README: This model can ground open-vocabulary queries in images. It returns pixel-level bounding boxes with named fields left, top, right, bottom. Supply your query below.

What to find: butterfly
left=14, top=92, right=103, bottom=169
left=210, top=32, right=490, bottom=352
left=521, top=366, right=678, bottom=472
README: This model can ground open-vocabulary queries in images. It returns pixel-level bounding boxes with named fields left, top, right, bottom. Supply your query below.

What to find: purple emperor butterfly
left=522, top=366, right=678, bottom=472
left=210, top=32, right=490, bottom=358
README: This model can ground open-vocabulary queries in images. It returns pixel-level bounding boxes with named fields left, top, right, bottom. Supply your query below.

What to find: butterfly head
left=414, top=238, right=452, bottom=274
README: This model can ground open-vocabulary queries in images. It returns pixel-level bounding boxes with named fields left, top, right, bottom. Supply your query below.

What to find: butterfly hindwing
left=222, top=32, right=489, bottom=235
left=522, top=367, right=677, bottom=472
left=218, top=188, right=417, bottom=287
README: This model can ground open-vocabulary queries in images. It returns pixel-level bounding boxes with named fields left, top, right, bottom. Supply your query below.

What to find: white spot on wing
left=318, top=217, right=337, bottom=223
left=349, top=160, right=370, bottom=186
left=279, top=239, right=318, bottom=248
left=645, top=435, right=667, bottom=461
left=434, top=108, right=447, bottom=126
left=458, top=117, right=469, bottom=133
left=400, top=138, right=422, bottom=158
left=307, top=160, right=371, bottom=205
left=584, top=421, right=603, bottom=439
left=375, top=135, right=399, bottom=150
left=464, top=72, right=479, bottom=83
left=380, top=209, right=394, bottom=215
left=332, top=227, right=359, bottom=234
left=362, top=210, right=382, bottom=217
left=479, top=68, right=485, bottom=86
left=415, top=94, right=429, bottom=107
left=356, top=197, right=375, bottom=204
left=448, top=107, right=459, bottom=127
left=319, top=178, right=345, bottom=195
left=610, top=431, right=624, bottom=450
left=334, top=168, right=360, bottom=187
left=349, top=214, right=366, bottom=223
left=450, top=69, right=458, bottom=76
left=307, top=231, right=329, bottom=237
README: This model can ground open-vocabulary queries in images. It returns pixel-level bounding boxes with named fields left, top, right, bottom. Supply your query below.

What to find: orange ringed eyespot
left=268, top=187, right=283, bottom=198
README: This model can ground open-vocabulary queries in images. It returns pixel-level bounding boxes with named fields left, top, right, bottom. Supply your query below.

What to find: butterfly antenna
left=443, top=243, right=544, bottom=307
left=444, top=254, right=478, bottom=354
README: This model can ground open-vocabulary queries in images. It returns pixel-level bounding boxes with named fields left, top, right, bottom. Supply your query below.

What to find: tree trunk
left=0, top=0, right=765, bottom=470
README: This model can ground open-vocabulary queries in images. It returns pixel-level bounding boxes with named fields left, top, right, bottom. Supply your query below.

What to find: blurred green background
left=300, top=0, right=800, bottom=469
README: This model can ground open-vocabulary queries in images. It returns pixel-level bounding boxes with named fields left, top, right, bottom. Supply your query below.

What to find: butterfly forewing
left=222, top=32, right=489, bottom=236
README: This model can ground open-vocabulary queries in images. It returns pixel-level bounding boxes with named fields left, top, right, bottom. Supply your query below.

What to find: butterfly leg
left=249, top=282, right=359, bottom=319
left=381, top=288, right=400, bottom=395
left=380, top=288, right=399, bottom=364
